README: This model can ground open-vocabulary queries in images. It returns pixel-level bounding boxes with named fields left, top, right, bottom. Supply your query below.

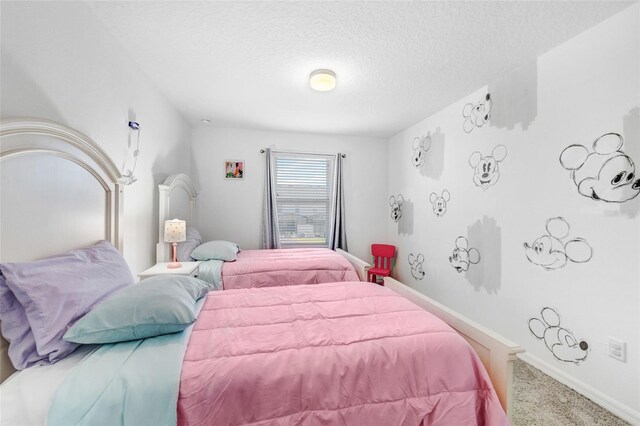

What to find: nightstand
left=138, top=261, right=201, bottom=280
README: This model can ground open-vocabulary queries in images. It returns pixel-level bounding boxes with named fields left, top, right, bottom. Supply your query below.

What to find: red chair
left=367, top=244, right=396, bottom=285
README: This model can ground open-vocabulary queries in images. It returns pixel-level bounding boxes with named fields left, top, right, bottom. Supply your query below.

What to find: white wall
left=191, top=126, right=388, bottom=261
left=1, top=2, right=191, bottom=276
left=387, top=4, right=640, bottom=422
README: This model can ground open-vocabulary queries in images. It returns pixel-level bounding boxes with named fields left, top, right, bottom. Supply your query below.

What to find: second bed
left=158, top=174, right=366, bottom=290
left=218, top=247, right=360, bottom=289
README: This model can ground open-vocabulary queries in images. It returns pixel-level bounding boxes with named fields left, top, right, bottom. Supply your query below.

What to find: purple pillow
left=0, top=274, right=41, bottom=369
left=0, top=240, right=133, bottom=365
left=177, top=227, right=202, bottom=262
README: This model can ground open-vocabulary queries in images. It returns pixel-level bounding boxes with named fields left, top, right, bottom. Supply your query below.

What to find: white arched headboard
left=156, top=174, right=198, bottom=262
left=0, top=117, right=125, bottom=381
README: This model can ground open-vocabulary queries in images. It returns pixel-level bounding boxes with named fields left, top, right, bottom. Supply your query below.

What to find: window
left=273, top=152, right=335, bottom=248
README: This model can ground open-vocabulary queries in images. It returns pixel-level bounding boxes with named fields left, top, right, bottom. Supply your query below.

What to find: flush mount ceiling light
left=201, top=118, right=211, bottom=124
left=309, top=69, right=336, bottom=92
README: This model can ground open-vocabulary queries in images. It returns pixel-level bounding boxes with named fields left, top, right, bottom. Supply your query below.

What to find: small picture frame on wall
left=224, top=160, right=244, bottom=180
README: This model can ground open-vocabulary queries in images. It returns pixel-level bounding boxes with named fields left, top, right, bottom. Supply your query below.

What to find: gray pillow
left=190, top=240, right=240, bottom=262
left=177, top=227, right=202, bottom=262
left=64, top=275, right=210, bottom=344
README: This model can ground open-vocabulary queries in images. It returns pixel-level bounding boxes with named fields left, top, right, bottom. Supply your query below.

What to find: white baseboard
left=518, top=353, right=640, bottom=425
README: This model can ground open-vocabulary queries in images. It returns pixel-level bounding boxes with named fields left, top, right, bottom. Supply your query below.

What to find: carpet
left=512, top=359, right=629, bottom=425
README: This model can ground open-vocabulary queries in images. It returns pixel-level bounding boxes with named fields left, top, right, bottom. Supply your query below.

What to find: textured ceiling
left=87, top=1, right=633, bottom=138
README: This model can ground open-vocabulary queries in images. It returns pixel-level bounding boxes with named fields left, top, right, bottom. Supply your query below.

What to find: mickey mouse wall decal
left=560, top=132, right=640, bottom=203
left=408, top=253, right=425, bottom=280
left=429, top=190, right=450, bottom=217
left=449, top=236, right=480, bottom=273
left=389, top=195, right=404, bottom=222
left=469, top=145, right=507, bottom=189
left=529, top=307, right=589, bottom=364
left=462, top=93, right=492, bottom=133
left=411, top=136, right=431, bottom=168
left=524, top=217, right=592, bottom=270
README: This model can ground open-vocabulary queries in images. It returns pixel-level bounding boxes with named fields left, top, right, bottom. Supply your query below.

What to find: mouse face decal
left=449, top=236, right=480, bottom=273
left=389, top=195, right=404, bottom=222
left=560, top=133, right=640, bottom=203
left=529, top=307, right=588, bottom=364
left=463, top=93, right=492, bottom=133
left=411, top=136, right=431, bottom=168
left=429, top=190, right=450, bottom=217
left=408, top=253, right=425, bottom=280
left=469, top=145, right=507, bottom=189
left=524, top=217, right=592, bottom=270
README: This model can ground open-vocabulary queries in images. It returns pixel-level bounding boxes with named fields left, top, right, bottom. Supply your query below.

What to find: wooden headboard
left=156, top=173, right=198, bottom=262
left=0, top=117, right=125, bottom=382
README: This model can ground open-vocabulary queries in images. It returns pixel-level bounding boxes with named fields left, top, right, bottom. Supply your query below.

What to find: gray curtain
left=329, top=153, right=348, bottom=251
left=261, top=148, right=280, bottom=249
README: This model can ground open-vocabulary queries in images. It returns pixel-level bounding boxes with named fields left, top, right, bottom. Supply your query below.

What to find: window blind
left=273, top=152, right=335, bottom=248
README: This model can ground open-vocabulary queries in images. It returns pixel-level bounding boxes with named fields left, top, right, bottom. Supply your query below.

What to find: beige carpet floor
left=512, top=359, right=629, bottom=426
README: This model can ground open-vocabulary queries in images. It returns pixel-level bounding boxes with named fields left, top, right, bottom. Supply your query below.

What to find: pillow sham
left=0, top=240, right=133, bottom=365
left=177, top=227, right=202, bottom=262
left=64, top=275, right=210, bottom=344
left=190, top=240, right=240, bottom=262
left=0, top=273, right=41, bottom=369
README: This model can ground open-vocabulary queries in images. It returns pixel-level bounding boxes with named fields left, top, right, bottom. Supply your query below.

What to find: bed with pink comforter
left=221, top=248, right=360, bottom=290
left=178, top=282, right=508, bottom=425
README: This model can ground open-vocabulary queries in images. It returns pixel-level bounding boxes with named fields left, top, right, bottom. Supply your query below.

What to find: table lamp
left=164, top=219, right=186, bottom=269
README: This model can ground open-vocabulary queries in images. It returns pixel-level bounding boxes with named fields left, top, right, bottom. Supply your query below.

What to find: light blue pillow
left=64, top=275, right=210, bottom=344
left=190, top=240, right=240, bottom=262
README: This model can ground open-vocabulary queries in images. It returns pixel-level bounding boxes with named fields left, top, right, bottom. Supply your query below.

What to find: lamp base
left=167, top=242, right=182, bottom=269
left=167, top=261, right=182, bottom=269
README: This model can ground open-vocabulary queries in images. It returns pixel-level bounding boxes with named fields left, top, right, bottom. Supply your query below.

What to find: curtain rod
left=260, top=149, right=346, bottom=158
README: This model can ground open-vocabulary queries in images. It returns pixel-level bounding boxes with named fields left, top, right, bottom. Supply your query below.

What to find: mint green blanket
left=47, top=299, right=204, bottom=426
left=197, top=259, right=223, bottom=290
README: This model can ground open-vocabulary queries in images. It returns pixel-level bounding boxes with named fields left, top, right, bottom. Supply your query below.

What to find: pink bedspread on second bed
left=178, top=282, right=508, bottom=425
left=221, top=248, right=360, bottom=290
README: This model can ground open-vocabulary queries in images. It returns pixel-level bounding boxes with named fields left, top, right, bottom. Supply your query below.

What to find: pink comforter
left=178, top=282, right=508, bottom=425
left=221, top=248, right=360, bottom=290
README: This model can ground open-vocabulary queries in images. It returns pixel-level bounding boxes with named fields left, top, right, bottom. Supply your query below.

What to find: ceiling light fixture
left=309, top=69, right=336, bottom=92
left=201, top=119, right=211, bottom=124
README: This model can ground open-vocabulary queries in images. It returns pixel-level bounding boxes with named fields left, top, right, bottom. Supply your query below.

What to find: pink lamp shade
left=164, top=219, right=186, bottom=268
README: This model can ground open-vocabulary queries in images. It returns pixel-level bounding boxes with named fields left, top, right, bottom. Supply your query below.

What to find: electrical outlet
left=608, top=338, right=626, bottom=362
